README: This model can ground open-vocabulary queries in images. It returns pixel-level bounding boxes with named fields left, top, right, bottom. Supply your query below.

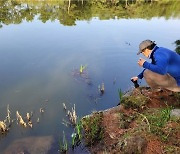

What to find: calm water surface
left=0, top=2, right=180, bottom=153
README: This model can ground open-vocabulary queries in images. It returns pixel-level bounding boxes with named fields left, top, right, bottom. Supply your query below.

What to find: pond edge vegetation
left=78, top=88, right=180, bottom=153
left=58, top=86, right=180, bottom=153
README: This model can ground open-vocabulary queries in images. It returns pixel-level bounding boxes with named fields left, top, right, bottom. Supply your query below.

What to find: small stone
left=170, top=109, right=180, bottom=118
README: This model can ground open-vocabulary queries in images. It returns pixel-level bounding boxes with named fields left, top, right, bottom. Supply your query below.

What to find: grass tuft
left=82, top=112, right=104, bottom=146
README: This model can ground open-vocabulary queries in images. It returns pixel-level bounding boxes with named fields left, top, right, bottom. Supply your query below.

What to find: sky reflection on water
left=0, top=15, right=180, bottom=153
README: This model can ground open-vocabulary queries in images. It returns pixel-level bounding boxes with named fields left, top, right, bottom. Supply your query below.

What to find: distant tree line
left=174, top=40, right=180, bottom=54
left=0, top=0, right=180, bottom=27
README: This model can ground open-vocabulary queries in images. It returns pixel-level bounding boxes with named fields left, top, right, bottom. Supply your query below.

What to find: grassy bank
left=81, top=88, right=180, bottom=153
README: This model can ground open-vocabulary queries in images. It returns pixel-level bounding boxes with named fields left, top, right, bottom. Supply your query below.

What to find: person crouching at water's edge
left=131, top=39, right=180, bottom=92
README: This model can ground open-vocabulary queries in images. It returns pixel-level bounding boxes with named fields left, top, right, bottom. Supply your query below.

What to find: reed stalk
left=0, top=121, right=7, bottom=133
left=118, top=88, right=123, bottom=102
left=16, top=111, right=27, bottom=127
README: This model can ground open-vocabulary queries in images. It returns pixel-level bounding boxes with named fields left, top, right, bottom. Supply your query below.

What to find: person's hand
left=138, top=58, right=146, bottom=67
left=131, top=76, right=138, bottom=81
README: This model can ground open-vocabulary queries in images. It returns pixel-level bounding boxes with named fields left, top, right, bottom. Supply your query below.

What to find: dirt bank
left=82, top=87, right=180, bottom=154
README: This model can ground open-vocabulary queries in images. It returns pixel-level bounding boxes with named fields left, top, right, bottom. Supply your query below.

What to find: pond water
left=0, top=1, right=180, bottom=153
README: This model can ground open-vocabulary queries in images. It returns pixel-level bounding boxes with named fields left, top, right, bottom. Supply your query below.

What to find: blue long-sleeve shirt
left=137, top=46, right=180, bottom=86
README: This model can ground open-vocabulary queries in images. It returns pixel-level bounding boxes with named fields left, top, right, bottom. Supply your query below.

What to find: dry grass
left=16, top=111, right=27, bottom=127
left=0, top=121, right=7, bottom=133
left=67, top=104, right=77, bottom=125
left=63, top=103, right=77, bottom=126
left=0, top=105, right=11, bottom=133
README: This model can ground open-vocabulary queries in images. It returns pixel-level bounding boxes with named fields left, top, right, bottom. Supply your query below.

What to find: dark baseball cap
left=137, top=40, right=155, bottom=55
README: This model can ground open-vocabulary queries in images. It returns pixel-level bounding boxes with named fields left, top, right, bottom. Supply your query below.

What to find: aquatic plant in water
left=71, top=120, right=82, bottom=148
left=16, top=111, right=27, bottom=127
left=59, top=131, right=68, bottom=153
left=63, top=103, right=67, bottom=110
left=63, top=103, right=77, bottom=126
left=26, top=112, right=33, bottom=128
left=79, top=64, right=87, bottom=74
left=37, top=118, right=40, bottom=123
left=6, top=104, right=11, bottom=123
left=0, top=105, right=12, bottom=133
left=76, top=121, right=82, bottom=140
left=71, top=132, right=76, bottom=147
left=118, top=88, right=123, bottom=102
left=0, top=121, right=7, bottom=133
left=0, top=104, right=46, bottom=135
left=98, top=83, right=105, bottom=94
left=40, top=108, right=44, bottom=113
left=26, top=113, right=30, bottom=121
left=61, top=103, right=84, bottom=151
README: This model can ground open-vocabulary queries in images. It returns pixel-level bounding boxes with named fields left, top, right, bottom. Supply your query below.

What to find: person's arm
left=137, top=69, right=146, bottom=79
left=143, top=53, right=168, bottom=75
left=131, top=69, right=145, bottom=82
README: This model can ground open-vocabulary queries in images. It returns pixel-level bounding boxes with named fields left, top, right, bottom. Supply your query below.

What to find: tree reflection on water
left=0, top=0, right=180, bottom=27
